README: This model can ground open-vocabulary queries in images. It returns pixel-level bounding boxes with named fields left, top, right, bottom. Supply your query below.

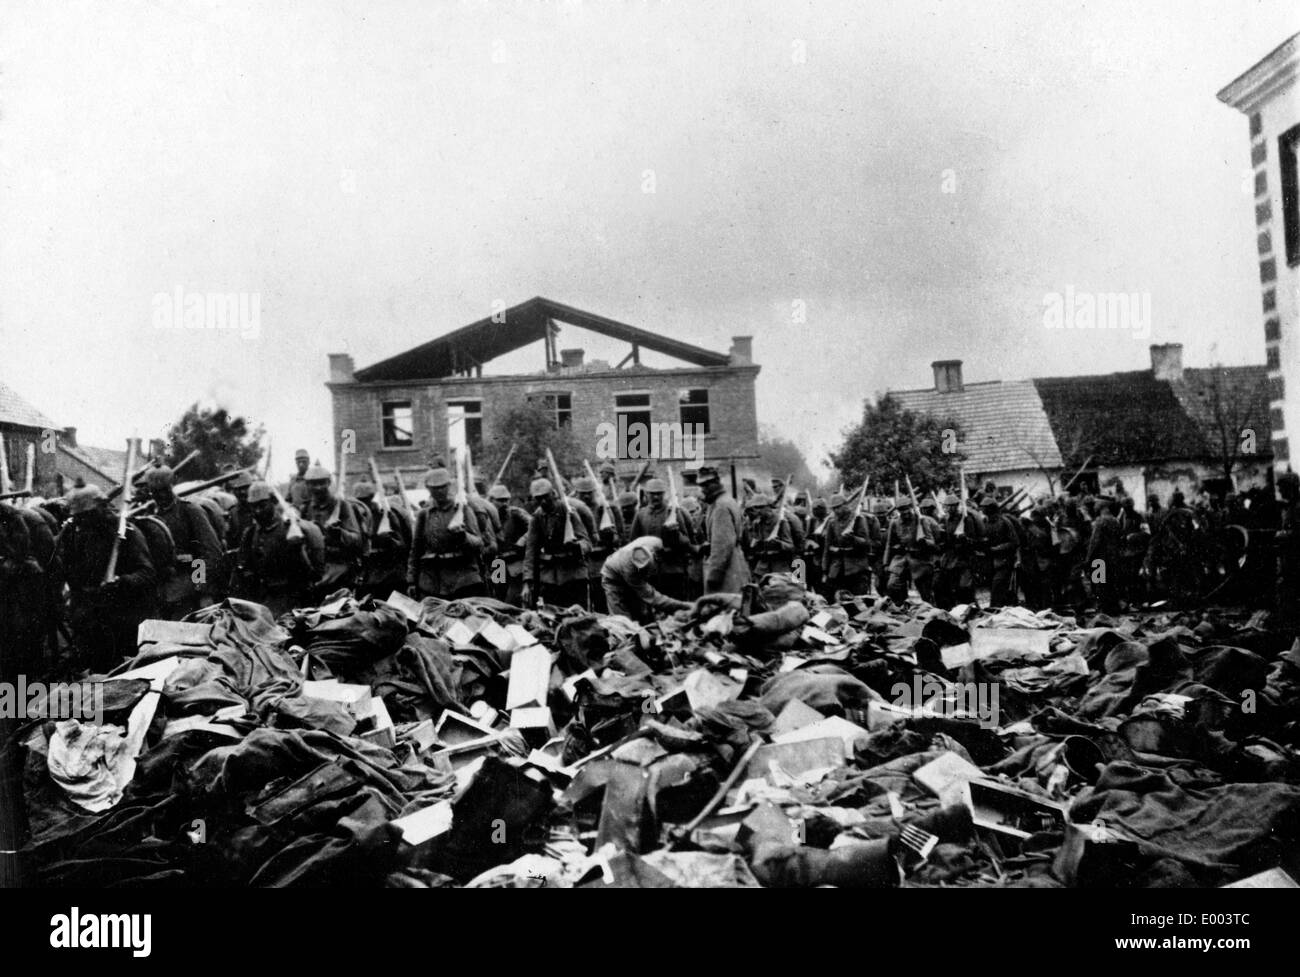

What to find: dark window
left=381, top=401, right=413, bottom=448
left=529, top=393, right=572, bottom=429
left=678, top=388, right=711, bottom=434
left=615, top=392, right=652, bottom=460
left=1280, top=124, right=1300, bottom=266
left=447, top=400, right=483, bottom=457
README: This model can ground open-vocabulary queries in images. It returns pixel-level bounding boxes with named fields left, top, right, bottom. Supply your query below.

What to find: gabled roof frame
left=353, top=297, right=731, bottom=383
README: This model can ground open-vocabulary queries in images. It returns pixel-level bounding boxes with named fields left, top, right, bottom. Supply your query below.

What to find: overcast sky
left=2, top=0, right=1297, bottom=481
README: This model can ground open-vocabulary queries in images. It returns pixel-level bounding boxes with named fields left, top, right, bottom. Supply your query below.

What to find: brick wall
left=56, top=445, right=118, bottom=493
left=1, top=424, right=60, bottom=496
left=328, top=364, right=760, bottom=479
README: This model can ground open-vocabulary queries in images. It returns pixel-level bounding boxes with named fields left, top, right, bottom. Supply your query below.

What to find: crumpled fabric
left=245, top=791, right=404, bottom=887
left=1069, top=761, right=1300, bottom=881
left=156, top=607, right=358, bottom=735
left=188, top=598, right=292, bottom=653
left=555, top=613, right=613, bottom=672
left=758, top=572, right=807, bottom=606
left=733, top=601, right=811, bottom=649
left=1076, top=636, right=1193, bottom=721
left=164, top=658, right=246, bottom=715
left=24, top=588, right=1300, bottom=890
left=47, top=720, right=133, bottom=813
left=187, top=726, right=431, bottom=814
left=360, top=633, right=466, bottom=723
left=978, top=606, right=1068, bottom=629
left=288, top=597, right=408, bottom=673
left=760, top=665, right=883, bottom=716
left=694, top=699, right=775, bottom=736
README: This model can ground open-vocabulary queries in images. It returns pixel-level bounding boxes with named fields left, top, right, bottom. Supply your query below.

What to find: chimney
left=560, top=348, right=585, bottom=368
left=932, top=359, right=964, bottom=393
left=729, top=336, right=754, bottom=364
left=62, top=426, right=76, bottom=448
left=329, top=353, right=355, bottom=383
left=1150, top=343, right=1183, bottom=382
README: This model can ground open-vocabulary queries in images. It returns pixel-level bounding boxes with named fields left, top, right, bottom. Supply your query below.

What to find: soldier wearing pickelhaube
left=883, top=495, right=940, bottom=605
left=934, top=493, right=981, bottom=608
left=232, top=481, right=326, bottom=616
left=488, top=483, right=531, bottom=604
left=630, top=477, right=697, bottom=599
left=744, top=493, right=796, bottom=578
left=352, top=478, right=412, bottom=601
left=822, top=492, right=877, bottom=597
left=49, top=486, right=158, bottom=672
left=144, top=465, right=225, bottom=617
left=300, top=463, right=364, bottom=595
left=407, top=467, right=485, bottom=599
left=521, top=477, right=591, bottom=608
left=288, top=448, right=312, bottom=509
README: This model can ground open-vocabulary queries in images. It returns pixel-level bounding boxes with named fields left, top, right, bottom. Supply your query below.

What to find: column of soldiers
left=10, top=450, right=1300, bottom=683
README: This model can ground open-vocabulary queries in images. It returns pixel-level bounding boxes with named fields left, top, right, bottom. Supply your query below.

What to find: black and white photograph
left=0, top=0, right=1297, bottom=951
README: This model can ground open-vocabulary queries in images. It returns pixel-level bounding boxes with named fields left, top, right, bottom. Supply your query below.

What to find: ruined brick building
left=327, top=297, right=760, bottom=486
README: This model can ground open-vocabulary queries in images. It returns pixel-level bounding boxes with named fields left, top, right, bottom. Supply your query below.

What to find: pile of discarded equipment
left=17, top=577, right=1300, bottom=888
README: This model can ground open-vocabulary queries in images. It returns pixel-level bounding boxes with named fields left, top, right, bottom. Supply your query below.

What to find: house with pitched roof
left=0, top=378, right=125, bottom=495
left=890, top=345, right=1272, bottom=508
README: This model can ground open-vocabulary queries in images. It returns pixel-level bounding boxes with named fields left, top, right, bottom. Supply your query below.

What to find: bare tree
left=1194, top=365, right=1268, bottom=487
left=1017, top=439, right=1062, bottom=494
left=1016, top=418, right=1097, bottom=496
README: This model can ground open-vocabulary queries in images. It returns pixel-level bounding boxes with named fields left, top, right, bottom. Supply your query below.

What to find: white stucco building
left=1218, top=33, right=1300, bottom=474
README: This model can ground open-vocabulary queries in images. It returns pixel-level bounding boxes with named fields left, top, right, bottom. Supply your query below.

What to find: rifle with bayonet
left=368, top=457, right=394, bottom=537
left=631, top=457, right=654, bottom=503
left=663, top=463, right=681, bottom=531
left=447, top=446, right=468, bottom=532
left=883, top=481, right=901, bottom=570
left=905, top=475, right=924, bottom=544
left=956, top=464, right=968, bottom=537
left=270, top=479, right=305, bottom=541
left=828, top=477, right=869, bottom=571
left=104, top=438, right=139, bottom=584
left=545, top=448, right=576, bottom=545
left=766, top=471, right=794, bottom=542
left=492, top=443, right=517, bottom=493
left=583, top=459, right=617, bottom=535
left=998, top=487, right=1029, bottom=513
left=394, top=468, right=414, bottom=513
left=127, top=467, right=252, bottom=517
left=1061, top=455, right=1095, bottom=495
left=106, top=449, right=200, bottom=502
left=853, top=476, right=870, bottom=524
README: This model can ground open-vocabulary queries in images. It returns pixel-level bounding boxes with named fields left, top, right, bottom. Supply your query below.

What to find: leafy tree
left=161, top=403, right=265, bottom=481
left=478, top=401, right=583, bottom=494
left=828, top=393, right=965, bottom=497
left=752, top=425, right=819, bottom=494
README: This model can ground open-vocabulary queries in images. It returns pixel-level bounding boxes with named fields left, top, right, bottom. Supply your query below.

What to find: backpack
left=131, top=514, right=177, bottom=579
left=193, top=495, right=227, bottom=543
left=345, top=497, right=373, bottom=557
